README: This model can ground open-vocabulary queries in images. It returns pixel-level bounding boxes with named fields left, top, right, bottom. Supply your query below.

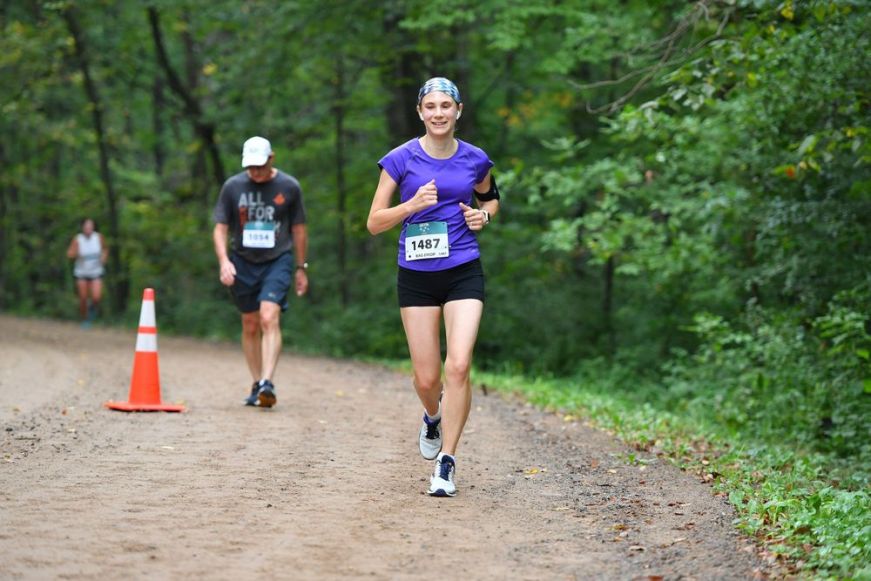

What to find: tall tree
left=62, top=4, right=128, bottom=312
left=381, top=2, right=423, bottom=143
left=333, top=54, right=350, bottom=306
left=147, top=6, right=225, bottom=191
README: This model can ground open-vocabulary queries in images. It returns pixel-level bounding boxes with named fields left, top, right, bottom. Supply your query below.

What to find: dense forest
left=2, top=0, right=869, bottom=576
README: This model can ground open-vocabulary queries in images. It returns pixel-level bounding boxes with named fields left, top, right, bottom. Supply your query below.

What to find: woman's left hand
left=459, top=202, right=487, bottom=231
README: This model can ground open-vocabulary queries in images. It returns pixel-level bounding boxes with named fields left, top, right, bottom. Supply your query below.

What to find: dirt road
left=0, top=315, right=764, bottom=579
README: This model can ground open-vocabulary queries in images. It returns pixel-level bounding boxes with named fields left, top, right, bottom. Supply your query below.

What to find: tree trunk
left=603, top=255, right=616, bottom=355
left=600, top=53, right=621, bottom=355
left=181, top=8, right=209, bottom=204
left=153, top=73, right=166, bottom=177
left=334, top=55, right=349, bottom=307
left=569, top=62, right=599, bottom=139
left=454, top=26, right=475, bottom=141
left=497, top=52, right=516, bottom=158
left=147, top=6, right=225, bottom=191
left=63, top=5, right=128, bottom=314
left=382, top=6, right=422, bottom=143
left=0, top=141, right=7, bottom=308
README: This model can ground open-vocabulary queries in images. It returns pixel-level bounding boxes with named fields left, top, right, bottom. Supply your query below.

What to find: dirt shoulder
left=0, top=315, right=765, bottom=579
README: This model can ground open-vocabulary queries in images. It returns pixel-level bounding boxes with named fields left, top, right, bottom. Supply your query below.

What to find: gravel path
left=0, top=315, right=764, bottom=579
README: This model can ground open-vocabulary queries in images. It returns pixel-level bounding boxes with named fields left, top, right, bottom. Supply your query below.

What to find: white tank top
left=74, top=233, right=104, bottom=278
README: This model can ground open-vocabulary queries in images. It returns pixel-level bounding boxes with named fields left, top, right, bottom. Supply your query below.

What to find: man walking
left=213, top=136, right=309, bottom=407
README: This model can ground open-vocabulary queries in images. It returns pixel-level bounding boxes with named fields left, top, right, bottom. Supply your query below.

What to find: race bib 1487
left=405, top=221, right=449, bottom=261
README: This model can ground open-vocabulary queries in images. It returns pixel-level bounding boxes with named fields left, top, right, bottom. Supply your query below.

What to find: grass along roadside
left=468, top=368, right=871, bottom=580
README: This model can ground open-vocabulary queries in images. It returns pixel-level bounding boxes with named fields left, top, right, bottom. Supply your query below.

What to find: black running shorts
left=397, top=259, right=485, bottom=308
left=230, top=252, right=293, bottom=313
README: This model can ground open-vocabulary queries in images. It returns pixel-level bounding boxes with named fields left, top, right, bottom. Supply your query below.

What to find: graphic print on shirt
left=239, top=191, right=281, bottom=249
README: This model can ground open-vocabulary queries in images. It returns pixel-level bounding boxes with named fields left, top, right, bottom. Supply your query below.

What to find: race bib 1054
left=242, top=221, right=276, bottom=248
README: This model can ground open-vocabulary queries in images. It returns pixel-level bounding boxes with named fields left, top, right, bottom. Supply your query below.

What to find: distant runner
left=66, top=217, right=108, bottom=327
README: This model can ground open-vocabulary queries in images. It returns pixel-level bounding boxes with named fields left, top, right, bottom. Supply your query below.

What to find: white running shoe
left=428, top=454, right=456, bottom=497
left=418, top=414, right=442, bottom=460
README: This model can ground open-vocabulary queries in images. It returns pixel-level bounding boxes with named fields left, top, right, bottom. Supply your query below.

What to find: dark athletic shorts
left=230, top=252, right=293, bottom=313
left=397, top=259, right=485, bottom=308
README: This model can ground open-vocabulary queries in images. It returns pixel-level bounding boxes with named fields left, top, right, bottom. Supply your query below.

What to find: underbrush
left=473, top=296, right=871, bottom=580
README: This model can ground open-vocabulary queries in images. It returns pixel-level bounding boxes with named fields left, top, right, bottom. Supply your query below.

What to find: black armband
left=474, top=175, right=500, bottom=202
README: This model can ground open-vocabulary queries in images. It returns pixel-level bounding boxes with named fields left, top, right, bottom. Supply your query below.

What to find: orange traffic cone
left=105, top=288, right=185, bottom=412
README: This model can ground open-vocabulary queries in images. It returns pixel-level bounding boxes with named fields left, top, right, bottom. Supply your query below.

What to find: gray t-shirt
left=213, top=169, right=306, bottom=263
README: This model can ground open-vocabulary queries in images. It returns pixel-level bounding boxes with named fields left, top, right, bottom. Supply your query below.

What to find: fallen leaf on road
left=608, top=469, right=617, bottom=474
left=523, top=467, right=540, bottom=475
left=629, top=545, right=645, bottom=552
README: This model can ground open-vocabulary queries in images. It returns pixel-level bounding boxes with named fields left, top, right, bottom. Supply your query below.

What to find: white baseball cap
left=241, top=136, right=272, bottom=167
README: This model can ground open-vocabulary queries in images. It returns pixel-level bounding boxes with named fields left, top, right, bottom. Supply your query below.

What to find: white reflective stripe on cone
left=135, top=332, right=158, bottom=352
left=139, top=300, right=156, bottom=327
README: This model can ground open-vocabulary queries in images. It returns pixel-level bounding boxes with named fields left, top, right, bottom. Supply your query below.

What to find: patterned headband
left=417, top=77, right=462, bottom=104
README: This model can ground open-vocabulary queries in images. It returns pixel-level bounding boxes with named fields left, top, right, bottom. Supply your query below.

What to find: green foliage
left=1, top=1, right=869, bottom=576
left=725, top=455, right=871, bottom=577
left=479, top=358, right=870, bottom=578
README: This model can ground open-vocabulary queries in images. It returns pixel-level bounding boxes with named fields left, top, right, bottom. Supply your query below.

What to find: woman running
left=367, top=77, right=501, bottom=496
left=66, top=217, right=108, bottom=326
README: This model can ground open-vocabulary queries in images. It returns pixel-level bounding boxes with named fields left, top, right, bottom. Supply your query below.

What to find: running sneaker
left=243, top=381, right=260, bottom=406
left=418, top=414, right=442, bottom=460
left=257, top=379, right=277, bottom=408
left=428, top=454, right=457, bottom=497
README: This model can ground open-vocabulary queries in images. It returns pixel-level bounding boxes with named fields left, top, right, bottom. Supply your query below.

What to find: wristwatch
left=296, top=262, right=309, bottom=271
left=481, top=209, right=490, bottom=225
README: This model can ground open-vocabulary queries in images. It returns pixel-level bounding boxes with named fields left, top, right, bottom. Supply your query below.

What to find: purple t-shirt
left=378, top=138, right=494, bottom=271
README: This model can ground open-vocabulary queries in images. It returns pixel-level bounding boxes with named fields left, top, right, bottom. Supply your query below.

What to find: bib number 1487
left=405, top=221, right=449, bottom=261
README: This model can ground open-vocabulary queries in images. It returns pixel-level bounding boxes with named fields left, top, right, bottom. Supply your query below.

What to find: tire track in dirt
left=0, top=315, right=764, bottom=579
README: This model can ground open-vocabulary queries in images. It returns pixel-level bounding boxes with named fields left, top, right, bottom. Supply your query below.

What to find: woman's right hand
left=408, top=179, right=438, bottom=213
